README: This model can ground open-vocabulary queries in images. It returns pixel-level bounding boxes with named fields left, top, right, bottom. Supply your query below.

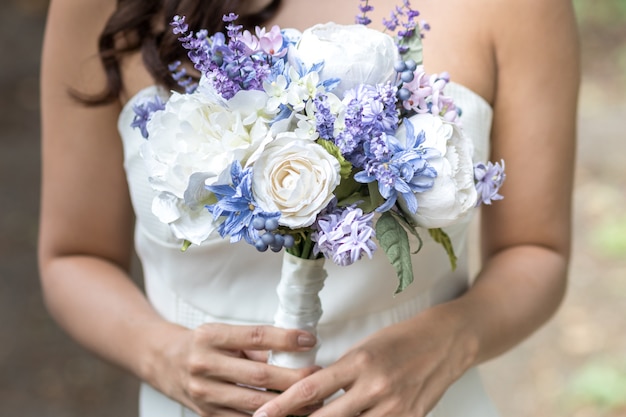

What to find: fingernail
left=254, top=411, right=268, bottom=417
left=297, top=334, right=316, bottom=347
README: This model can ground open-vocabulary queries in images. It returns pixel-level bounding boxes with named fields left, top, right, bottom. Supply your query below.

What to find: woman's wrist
left=422, top=299, right=482, bottom=376
left=134, top=317, right=190, bottom=391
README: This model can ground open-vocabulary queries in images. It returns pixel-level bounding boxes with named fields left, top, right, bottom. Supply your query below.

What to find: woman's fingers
left=199, top=353, right=320, bottom=392
left=253, top=366, right=349, bottom=417
left=187, top=378, right=276, bottom=413
left=178, top=323, right=321, bottom=415
left=196, top=323, right=317, bottom=352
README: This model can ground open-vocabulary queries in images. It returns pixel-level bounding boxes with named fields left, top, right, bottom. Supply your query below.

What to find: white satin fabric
left=117, top=81, right=500, bottom=417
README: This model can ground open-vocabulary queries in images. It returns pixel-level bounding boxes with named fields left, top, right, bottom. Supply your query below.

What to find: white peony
left=252, top=135, right=341, bottom=229
left=398, top=113, right=478, bottom=229
left=295, top=23, right=400, bottom=96
left=141, top=88, right=275, bottom=244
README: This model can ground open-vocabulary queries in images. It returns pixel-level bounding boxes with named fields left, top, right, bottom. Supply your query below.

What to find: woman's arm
left=39, top=1, right=317, bottom=415
left=459, top=0, right=579, bottom=362
left=253, top=1, right=580, bottom=416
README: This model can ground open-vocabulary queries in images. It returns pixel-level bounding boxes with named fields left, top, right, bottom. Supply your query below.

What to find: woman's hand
left=252, top=304, right=476, bottom=417
left=150, top=323, right=321, bottom=417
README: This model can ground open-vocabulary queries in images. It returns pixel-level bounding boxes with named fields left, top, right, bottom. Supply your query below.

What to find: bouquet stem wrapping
left=268, top=253, right=327, bottom=369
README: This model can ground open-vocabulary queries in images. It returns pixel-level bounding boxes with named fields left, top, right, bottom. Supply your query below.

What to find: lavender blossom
left=335, top=83, right=399, bottom=167
left=474, top=160, right=506, bottom=206
left=131, top=95, right=166, bottom=139
left=312, top=205, right=377, bottom=266
left=382, top=0, right=424, bottom=50
left=171, top=14, right=275, bottom=100
left=168, top=61, right=197, bottom=93
left=314, top=95, right=337, bottom=140
left=355, top=0, right=374, bottom=25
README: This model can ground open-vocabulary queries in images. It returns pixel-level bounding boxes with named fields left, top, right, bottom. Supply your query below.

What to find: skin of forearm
left=437, top=244, right=568, bottom=368
left=39, top=255, right=183, bottom=382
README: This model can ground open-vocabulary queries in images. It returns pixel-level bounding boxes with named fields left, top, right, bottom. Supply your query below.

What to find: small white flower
left=263, top=74, right=289, bottom=112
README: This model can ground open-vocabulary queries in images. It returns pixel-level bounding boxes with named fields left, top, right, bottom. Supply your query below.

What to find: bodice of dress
left=118, top=82, right=498, bottom=417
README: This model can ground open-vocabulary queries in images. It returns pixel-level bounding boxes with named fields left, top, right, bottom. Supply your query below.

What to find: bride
left=38, top=0, right=579, bottom=416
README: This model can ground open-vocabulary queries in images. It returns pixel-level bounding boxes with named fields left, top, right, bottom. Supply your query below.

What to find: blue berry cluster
left=252, top=217, right=295, bottom=252
left=394, top=59, right=418, bottom=101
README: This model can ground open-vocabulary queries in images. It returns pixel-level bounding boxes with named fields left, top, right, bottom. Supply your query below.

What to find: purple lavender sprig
left=170, top=14, right=275, bottom=99
left=171, top=16, right=213, bottom=74
left=168, top=61, right=198, bottom=93
left=355, top=0, right=374, bottom=26
left=382, top=0, right=425, bottom=53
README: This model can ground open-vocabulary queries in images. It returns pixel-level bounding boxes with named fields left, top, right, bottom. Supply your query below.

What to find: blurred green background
left=0, top=0, right=624, bottom=416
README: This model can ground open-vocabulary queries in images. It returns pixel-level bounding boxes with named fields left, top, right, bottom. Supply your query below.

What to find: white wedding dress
left=118, top=81, right=500, bottom=417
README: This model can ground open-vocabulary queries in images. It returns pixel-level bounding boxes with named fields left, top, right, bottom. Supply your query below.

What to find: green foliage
left=397, top=31, right=424, bottom=66
left=317, top=140, right=353, bottom=179
left=574, top=0, right=626, bottom=26
left=591, top=214, right=626, bottom=259
left=376, top=212, right=414, bottom=294
left=562, top=359, right=626, bottom=411
left=428, top=228, right=458, bottom=271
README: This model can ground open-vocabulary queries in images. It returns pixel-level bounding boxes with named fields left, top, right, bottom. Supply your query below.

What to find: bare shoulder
left=40, top=0, right=135, bottom=267
left=487, top=0, right=579, bottom=62
left=43, top=0, right=117, bottom=95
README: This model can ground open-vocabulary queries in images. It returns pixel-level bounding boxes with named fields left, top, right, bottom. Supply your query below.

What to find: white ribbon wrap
left=268, top=253, right=327, bottom=369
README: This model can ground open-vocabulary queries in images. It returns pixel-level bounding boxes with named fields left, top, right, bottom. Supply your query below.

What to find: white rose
left=142, top=88, right=274, bottom=244
left=295, top=23, right=399, bottom=96
left=252, top=135, right=341, bottom=229
left=398, top=114, right=477, bottom=229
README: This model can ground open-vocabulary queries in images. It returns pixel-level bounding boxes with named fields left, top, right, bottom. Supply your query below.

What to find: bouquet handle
left=268, top=253, right=327, bottom=369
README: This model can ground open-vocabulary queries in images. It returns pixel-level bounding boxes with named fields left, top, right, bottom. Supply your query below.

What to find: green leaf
left=428, top=228, right=457, bottom=270
left=398, top=31, right=424, bottom=66
left=376, top=212, right=415, bottom=294
left=363, top=182, right=385, bottom=213
left=317, top=140, right=352, bottom=179
left=390, top=210, right=423, bottom=254
left=334, top=176, right=363, bottom=204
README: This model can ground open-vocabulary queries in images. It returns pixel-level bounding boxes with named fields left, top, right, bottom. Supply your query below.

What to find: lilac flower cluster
left=474, top=160, right=506, bottom=206
left=398, top=66, right=460, bottom=123
left=312, top=203, right=377, bottom=266
left=325, top=83, right=399, bottom=169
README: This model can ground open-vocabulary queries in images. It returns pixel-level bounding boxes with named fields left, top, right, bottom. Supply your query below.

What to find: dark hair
left=86, top=0, right=282, bottom=104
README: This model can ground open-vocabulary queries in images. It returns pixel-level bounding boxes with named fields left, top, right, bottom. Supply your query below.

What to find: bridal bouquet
left=133, top=0, right=505, bottom=369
